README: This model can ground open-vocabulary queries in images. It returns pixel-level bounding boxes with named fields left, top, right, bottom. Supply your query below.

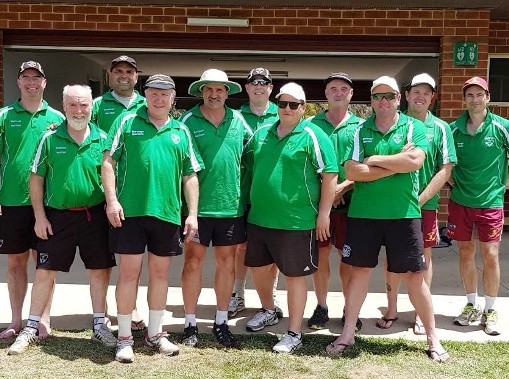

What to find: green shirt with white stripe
left=245, top=119, right=339, bottom=230
left=307, top=111, right=365, bottom=213
left=106, top=106, right=203, bottom=225
left=92, top=90, right=146, bottom=133
left=413, top=111, right=457, bottom=211
left=180, top=105, right=253, bottom=218
left=342, top=112, right=427, bottom=219
left=0, top=100, right=65, bottom=206
left=32, top=122, right=107, bottom=209
left=450, top=110, right=509, bottom=208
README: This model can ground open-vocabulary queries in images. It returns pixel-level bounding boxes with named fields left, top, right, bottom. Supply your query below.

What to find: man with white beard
left=8, top=84, right=117, bottom=355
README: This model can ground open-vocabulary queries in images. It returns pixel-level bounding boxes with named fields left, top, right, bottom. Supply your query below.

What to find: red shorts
left=447, top=200, right=503, bottom=242
left=421, top=209, right=439, bottom=248
left=318, top=212, right=347, bottom=250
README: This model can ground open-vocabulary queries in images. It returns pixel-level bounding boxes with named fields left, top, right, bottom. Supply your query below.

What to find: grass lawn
left=1, top=329, right=508, bottom=379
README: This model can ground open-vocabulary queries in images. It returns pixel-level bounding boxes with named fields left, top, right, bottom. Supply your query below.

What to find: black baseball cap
left=18, top=61, right=45, bottom=77
left=110, top=55, right=139, bottom=71
left=324, top=72, right=353, bottom=87
left=144, top=74, right=175, bottom=90
left=247, top=67, right=272, bottom=82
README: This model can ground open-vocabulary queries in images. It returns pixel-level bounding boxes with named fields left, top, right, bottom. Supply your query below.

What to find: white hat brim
left=188, top=80, right=242, bottom=97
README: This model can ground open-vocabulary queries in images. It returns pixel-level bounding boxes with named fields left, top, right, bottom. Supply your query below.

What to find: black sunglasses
left=278, top=101, right=303, bottom=110
left=371, top=92, right=397, bottom=101
left=249, top=79, right=271, bottom=86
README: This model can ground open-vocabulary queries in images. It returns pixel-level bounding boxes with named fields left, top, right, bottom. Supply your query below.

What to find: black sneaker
left=308, top=305, right=329, bottom=330
left=212, top=322, right=240, bottom=348
left=340, top=307, right=363, bottom=332
left=182, top=324, right=199, bottom=347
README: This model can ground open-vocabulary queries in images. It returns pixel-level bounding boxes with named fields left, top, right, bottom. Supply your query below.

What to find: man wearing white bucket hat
left=180, top=69, right=253, bottom=348
left=243, top=82, right=338, bottom=353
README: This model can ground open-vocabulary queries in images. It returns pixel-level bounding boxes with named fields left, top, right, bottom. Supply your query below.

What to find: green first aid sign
left=453, top=42, right=478, bottom=66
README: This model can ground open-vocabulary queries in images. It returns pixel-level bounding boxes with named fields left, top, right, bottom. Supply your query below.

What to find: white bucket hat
left=188, top=69, right=242, bottom=97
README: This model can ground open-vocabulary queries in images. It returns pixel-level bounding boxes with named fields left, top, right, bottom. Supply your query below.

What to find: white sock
left=273, top=274, right=279, bottom=299
left=117, top=313, right=132, bottom=338
left=215, top=310, right=228, bottom=325
left=234, top=279, right=246, bottom=297
left=26, top=315, right=41, bottom=333
left=93, top=312, right=106, bottom=331
left=147, top=309, right=165, bottom=338
left=466, top=293, right=477, bottom=307
left=185, top=314, right=196, bottom=327
left=484, top=296, right=496, bottom=312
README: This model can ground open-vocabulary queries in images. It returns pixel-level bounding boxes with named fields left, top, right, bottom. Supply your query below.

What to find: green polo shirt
left=342, top=112, right=427, bottom=219
left=412, top=112, right=457, bottom=211
left=32, top=123, right=106, bottom=209
left=180, top=105, right=253, bottom=217
left=307, top=111, right=365, bottom=213
left=244, top=119, right=339, bottom=230
left=450, top=110, right=509, bottom=208
left=92, top=91, right=146, bottom=133
left=0, top=100, right=65, bottom=206
left=106, top=107, right=203, bottom=224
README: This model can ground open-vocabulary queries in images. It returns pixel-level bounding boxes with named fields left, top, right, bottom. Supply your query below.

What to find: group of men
left=0, top=55, right=507, bottom=364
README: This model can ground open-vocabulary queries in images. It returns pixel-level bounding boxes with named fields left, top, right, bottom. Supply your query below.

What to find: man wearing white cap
left=0, top=61, right=64, bottom=340
left=448, top=77, right=509, bottom=336
left=244, top=82, right=338, bottom=353
left=180, top=69, right=253, bottom=348
left=377, top=73, right=457, bottom=334
left=327, top=76, right=449, bottom=362
left=103, top=74, right=202, bottom=363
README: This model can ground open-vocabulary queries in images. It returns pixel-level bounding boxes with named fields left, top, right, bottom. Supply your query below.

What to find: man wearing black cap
left=102, top=74, right=203, bottom=363
left=92, top=55, right=145, bottom=133
left=0, top=61, right=64, bottom=340
left=306, top=72, right=364, bottom=331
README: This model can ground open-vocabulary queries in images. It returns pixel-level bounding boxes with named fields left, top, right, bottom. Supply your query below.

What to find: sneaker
left=454, top=303, right=482, bottom=326
left=115, top=336, right=134, bottom=363
left=182, top=324, right=199, bottom=347
left=246, top=308, right=279, bottom=332
left=92, top=324, right=117, bottom=347
left=340, top=308, right=363, bottom=332
left=145, top=332, right=179, bottom=356
left=7, top=328, right=37, bottom=355
left=308, top=305, right=330, bottom=330
left=272, top=331, right=302, bottom=354
left=481, top=309, right=501, bottom=336
left=273, top=297, right=284, bottom=319
left=228, top=293, right=246, bottom=318
left=212, top=322, right=240, bottom=348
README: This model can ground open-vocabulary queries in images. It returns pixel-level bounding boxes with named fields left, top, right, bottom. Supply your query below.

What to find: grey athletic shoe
left=272, top=331, right=302, bottom=354
left=481, top=309, right=501, bottom=336
left=8, top=328, right=38, bottom=355
left=145, top=332, right=180, bottom=356
left=246, top=308, right=279, bottom=332
left=92, top=324, right=117, bottom=347
left=228, top=293, right=246, bottom=318
left=115, top=336, right=134, bottom=363
left=454, top=303, right=482, bottom=326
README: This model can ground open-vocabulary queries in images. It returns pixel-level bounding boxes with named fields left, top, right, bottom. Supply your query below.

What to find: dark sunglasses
left=371, top=92, right=397, bottom=101
left=278, top=101, right=302, bottom=110
left=249, top=79, right=271, bottom=86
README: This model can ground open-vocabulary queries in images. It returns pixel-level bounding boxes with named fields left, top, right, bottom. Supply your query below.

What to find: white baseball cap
left=275, top=82, right=306, bottom=102
left=371, top=76, right=400, bottom=93
left=408, top=73, right=436, bottom=92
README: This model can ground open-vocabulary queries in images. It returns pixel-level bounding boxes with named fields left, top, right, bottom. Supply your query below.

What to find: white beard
left=68, top=119, right=88, bottom=131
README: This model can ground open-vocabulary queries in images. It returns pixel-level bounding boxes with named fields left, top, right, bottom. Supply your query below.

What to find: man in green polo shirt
left=228, top=67, right=282, bottom=320
left=306, top=72, right=364, bottom=331
left=326, top=76, right=448, bottom=362
left=244, top=82, right=337, bottom=353
left=180, top=69, right=252, bottom=349
left=378, top=73, right=457, bottom=334
left=91, top=55, right=145, bottom=133
left=103, top=74, right=202, bottom=363
left=8, top=84, right=116, bottom=355
left=447, top=76, right=509, bottom=336
left=0, top=61, right=64, bottom=340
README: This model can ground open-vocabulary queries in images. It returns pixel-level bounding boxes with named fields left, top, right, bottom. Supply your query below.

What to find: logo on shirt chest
left=10, top=119, right=22, bottom=128
left=193, top=129, right=205, bottom=138
left=104, top=107, right=116, bottom=115
left=484, top=136, right=495, bottom=147
left=131, top=130, right=144, bottom=136
left=170, top=133, right=180, bottom=144
left=362, top=137, right=373, bottom=144
left=55, top=146, right=67, bottom=154
left=392, top=133, right=404, bottom=144
left=456, top=142, right=464, bottom=148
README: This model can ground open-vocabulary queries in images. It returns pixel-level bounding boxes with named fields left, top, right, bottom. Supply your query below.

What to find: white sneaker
left=92, top=324, right=117, bottom=347
left=115, top=336, right=134, bottom=363
left=145, top=332, right=180, bottom=356
left=246, top=308, right=279, bottom=332
left=8, top=328, right=38, bottom=355
left=228, top=293, right=246, bottom=318
left=481, top=309, right=501, bottom=336
left=272, top=331, right=302, bottom=354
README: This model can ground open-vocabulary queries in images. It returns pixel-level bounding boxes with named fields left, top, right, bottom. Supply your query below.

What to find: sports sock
left=185, top=314, right=197, bottom=327
left=484, top=296, right=496, bottom=312
left=26, top=315, right=41, bottom=333
left=234, top=279, right=246, bottom=298
left=117, top=313, right=132, bottom=338
left=215, top=310, right=228, bottom=325
left=93, top=312, right=105, bottom=331
left=147, top=309, right=165, bottom=338
left=466, top=293, right=477, bottom=307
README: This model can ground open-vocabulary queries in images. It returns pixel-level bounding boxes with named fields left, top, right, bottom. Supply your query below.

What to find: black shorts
left=187, top=216, right=246, bottom=247
left=36, top=203, right=116, bottom=272
left=245, top=223, right=318, bottom=277
left=0, top=205, right=37, bottom=254
left=110, top=216, right=182, bottom=257
left=342, top=217, right=426, bottom=274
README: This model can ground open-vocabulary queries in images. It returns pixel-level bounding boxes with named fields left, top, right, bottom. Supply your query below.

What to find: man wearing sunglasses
left=377, top=73, right=457, bottom=334
left=228, top=68, right=283, bottom=321
left=244, top=82, right=338, bottom=353
left=306, top=72, right=364, bottom=331
left=327, top=76, right=449, bottom=362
